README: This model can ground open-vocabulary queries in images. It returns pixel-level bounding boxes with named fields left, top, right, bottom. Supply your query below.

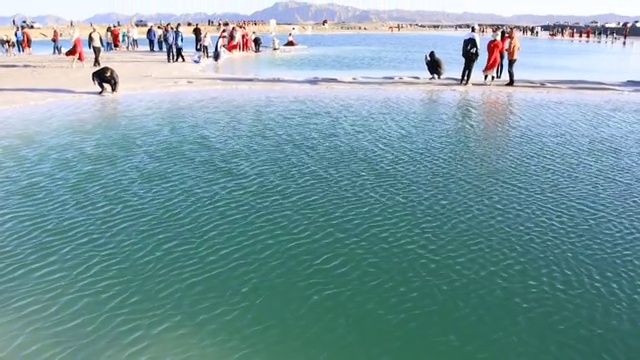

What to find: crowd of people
left=0, top=25, right=33, bottom=56
left=425, top=25, right=521, bottom=86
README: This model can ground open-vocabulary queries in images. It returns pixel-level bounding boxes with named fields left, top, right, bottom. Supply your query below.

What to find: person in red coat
left=112, top=26, right=121, bottom=50
left=65, top=29, right=86, bottom=68
left=483, top=32, right=503, bottom=85
left=21, top=28, right=32, bottom=55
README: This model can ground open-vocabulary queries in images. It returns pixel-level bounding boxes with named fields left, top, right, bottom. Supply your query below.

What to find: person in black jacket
left=253, top=33, right=262, bottom=53
left=192, top=24, right=202, bottom=52
left=460, top=25, right=480, bottom=86
left=425, top=50, right=444, bottom=79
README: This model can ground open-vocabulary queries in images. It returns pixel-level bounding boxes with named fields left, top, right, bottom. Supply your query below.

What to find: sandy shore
left=0, top=23, right=441, bottom=40
left=0, top=50, right=638, bottom=110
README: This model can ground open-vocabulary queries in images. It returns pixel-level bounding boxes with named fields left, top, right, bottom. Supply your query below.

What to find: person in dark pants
left=425, top=50, right=445, bottom=80
left=253, top=33, right=262, bottom=52
left=504, top=29, right=520, bottom=86
left=146, top=26, right=156, bottom=51
left=164, top=27, right=175, bottom=63
left=87, top=26, right=104, bottom=67
left=174, top=24, right=185, bottom=62
left=15, top=27, right=23, bottom=54
left=496, top=29, right=507, bottom=79
left=460, top=25, right=480, bottom=86
left=192, top=24, right=202, bottom=52
left=157, top=26, right=164, bottom=51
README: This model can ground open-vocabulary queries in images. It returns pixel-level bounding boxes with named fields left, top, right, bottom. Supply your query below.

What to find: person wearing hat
left=460, top=25, right=480, bottom=86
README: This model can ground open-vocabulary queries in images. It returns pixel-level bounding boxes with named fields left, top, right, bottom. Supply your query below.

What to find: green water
left=0, top=89, right=639, bottom=359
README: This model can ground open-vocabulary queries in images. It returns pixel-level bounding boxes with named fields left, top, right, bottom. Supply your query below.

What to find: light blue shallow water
left=27, top=32, right=640, bottom=82
left=0, top=89, right=639, bottom=359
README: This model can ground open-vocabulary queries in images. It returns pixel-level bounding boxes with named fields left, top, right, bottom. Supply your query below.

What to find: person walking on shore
left=460, top=25, right=480, bottom=86
left=504, top=29, right=520, bottom=86
left=192, top=24, right=202, bottom=52
left=156, top=26, right=164, bottom=51
left=52, top=26, right=62, bottom=55
left=174, top=24, right=185, bottom=62
left=146, top=25, right=156, bottom=51
left=88, top=26, right=104, bottom=67
left=65, top=29, right=85, bottom=68
left=164, top=26, right=175, bottom=63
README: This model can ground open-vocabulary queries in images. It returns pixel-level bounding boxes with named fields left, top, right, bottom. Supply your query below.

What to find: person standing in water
left=504, top=29, right=520, bottom=86
left=253, top=33, right=262, bottom=53
left=460, top=25, right=480, bottom=86
left=482, top=32, right=503, bottom=85
left=425, top=50, right=444, bottom=80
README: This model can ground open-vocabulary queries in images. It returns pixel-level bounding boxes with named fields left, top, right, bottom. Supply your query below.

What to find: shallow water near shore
left=1, top=88, right=640, bottom=359
left=27, top=31, right=640, bottom=82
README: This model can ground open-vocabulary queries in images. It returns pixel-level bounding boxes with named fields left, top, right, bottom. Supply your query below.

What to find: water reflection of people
left=480, top=91, right=514, bottom=134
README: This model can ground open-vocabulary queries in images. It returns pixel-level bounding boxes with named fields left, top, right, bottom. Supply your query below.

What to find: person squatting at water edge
left=425, top=51, right=445, bottom=80
left=92, top=66, right=119, bottom=95
left=460, top=25, right=480, bottom=86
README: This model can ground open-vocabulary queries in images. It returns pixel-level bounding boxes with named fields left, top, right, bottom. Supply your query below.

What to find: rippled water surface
left=1, top=89, right=640, bottom=359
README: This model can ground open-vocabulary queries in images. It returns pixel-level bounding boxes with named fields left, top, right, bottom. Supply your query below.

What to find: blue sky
left=4, top=0, right=640, bottom=19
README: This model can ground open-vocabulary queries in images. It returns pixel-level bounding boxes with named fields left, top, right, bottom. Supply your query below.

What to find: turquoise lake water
left=1, top=88, right=639, bottom=359
left=28, top=32, right=640, bottom=81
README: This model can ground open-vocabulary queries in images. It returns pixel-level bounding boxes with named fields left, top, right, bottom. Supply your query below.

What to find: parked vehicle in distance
left=21, top=20, right=43, bottom=29
left=134, top=20, right=153, bottom=27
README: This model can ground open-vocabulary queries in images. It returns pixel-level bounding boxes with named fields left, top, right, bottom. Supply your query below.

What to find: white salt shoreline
left=0, top=51, right=638, bottom=111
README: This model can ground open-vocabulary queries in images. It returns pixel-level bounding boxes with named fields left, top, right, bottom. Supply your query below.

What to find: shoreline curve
left=0, top=51, right=638, bottom=111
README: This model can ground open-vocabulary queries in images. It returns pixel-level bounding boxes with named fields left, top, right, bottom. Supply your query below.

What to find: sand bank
left=0, top=51, right=638, bottom=110
left=0, top=23, right=441, bottom=41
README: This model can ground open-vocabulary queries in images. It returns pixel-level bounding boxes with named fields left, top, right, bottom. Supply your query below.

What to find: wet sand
left=0, top=50, right=638, bottom=110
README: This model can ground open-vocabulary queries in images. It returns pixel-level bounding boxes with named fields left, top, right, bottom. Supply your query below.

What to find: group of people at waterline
left=4, top=22, right=518, bottom=86
left=425, top=25, right=520, bottom=86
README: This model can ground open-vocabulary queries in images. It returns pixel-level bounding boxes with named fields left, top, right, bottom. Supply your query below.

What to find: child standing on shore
left=201, top=32, right=212, bottom=58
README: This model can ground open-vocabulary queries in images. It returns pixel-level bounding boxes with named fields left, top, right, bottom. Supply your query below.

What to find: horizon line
left=2, top=3, right=639, bottom=20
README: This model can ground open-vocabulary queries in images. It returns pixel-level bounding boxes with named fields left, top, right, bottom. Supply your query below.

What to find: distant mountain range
left=2, top=1, right=639, bottom=26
